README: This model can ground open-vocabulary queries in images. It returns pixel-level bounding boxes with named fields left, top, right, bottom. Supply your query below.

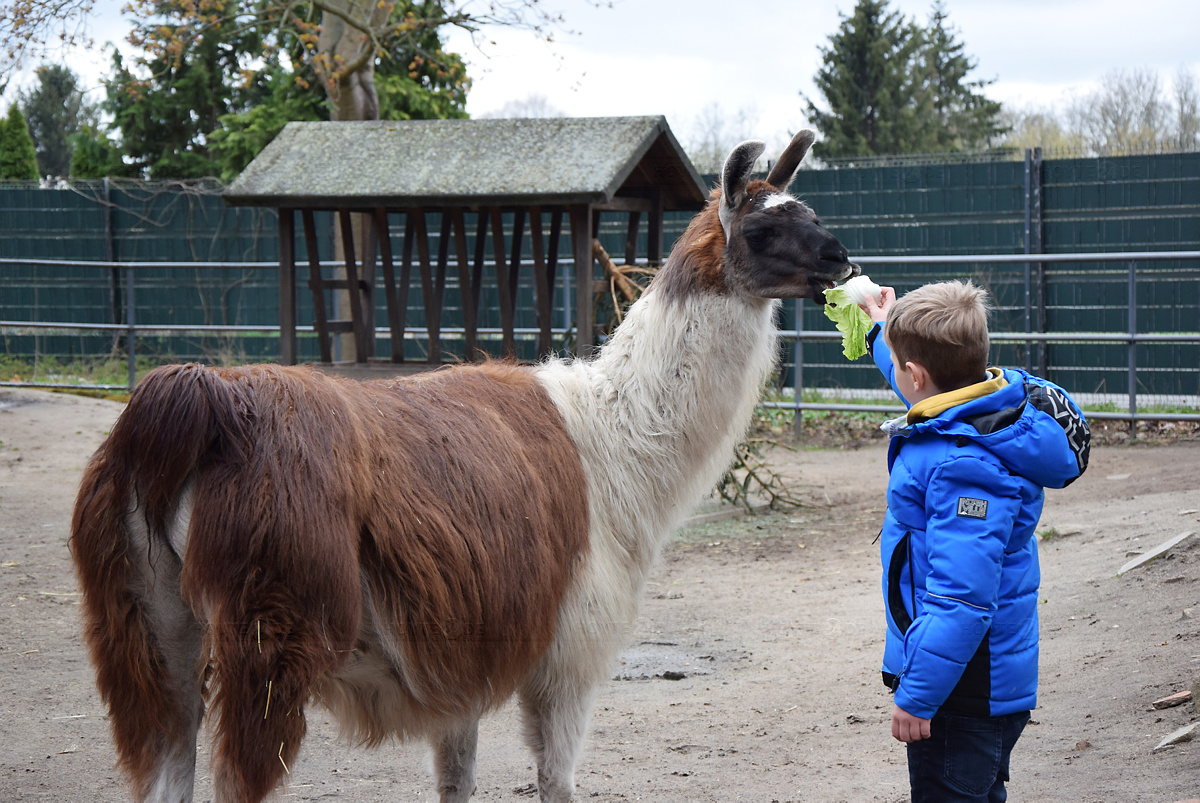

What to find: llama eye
left=743, top=228, right=772, bottom=249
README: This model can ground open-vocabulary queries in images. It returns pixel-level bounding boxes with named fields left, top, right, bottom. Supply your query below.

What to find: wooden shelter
left=222, top=116, right=707, bottom=367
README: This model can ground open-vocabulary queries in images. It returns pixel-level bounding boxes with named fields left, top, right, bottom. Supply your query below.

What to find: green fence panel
left=2, top=151, right=1198, bottom=403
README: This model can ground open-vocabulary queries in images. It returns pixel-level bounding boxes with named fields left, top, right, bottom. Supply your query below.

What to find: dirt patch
left=1, top=387, right=1197, bottom=801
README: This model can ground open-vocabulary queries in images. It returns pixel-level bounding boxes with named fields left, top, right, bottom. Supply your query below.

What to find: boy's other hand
left=860, top=286, right=896, bottom=324
left=891, top=704, right=931, bottom=743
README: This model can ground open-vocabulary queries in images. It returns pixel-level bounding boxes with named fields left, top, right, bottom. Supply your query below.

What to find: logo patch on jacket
left=957, top=497, right=989, bottom=519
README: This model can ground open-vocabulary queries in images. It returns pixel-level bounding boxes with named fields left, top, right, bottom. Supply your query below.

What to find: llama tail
left=70, top=362, right=244, bottom=797
left=73, top=363, right=364, bottom=801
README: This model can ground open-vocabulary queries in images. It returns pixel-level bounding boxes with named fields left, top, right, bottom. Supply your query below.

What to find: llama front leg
left=519, top=680, right=597, bottom=803
left=433, top=718, right=480, bottom=803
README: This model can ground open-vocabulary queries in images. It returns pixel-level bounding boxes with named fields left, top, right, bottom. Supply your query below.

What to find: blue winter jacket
left=869, top=324, right=1090, bottom=719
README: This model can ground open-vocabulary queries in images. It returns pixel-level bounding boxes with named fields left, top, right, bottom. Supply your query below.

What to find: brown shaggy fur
left=654, top=190, right=728, bottom=298
left=71, top=361, right=589, bottom=801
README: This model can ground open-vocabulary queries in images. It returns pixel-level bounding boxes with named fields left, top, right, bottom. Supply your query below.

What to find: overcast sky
left=447, top=0, right=1200, bottom=152
left=8, top=0, right=1200, bottom=155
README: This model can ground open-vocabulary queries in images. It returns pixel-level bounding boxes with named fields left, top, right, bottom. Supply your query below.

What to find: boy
left=859, top=280, right=1090, bottom=802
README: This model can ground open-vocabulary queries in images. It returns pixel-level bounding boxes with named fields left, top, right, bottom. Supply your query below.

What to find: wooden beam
left=508, top=207, right=526, bottom=304
left=301, top=209, right=332, bottom=363
left=529, top=207, right=552, bottom=356
left=374, top=207, right=403, bottom=363
left=648, top=189, right=664, bottom=265
left=278, top=207, right=297, bottom=365
left=569, top=204, right=595, bottom=356
left=469, top=211, right=488, bottom=360
left=548, top=209, right=563, bottom=338
left=358, top=212, right=377, bottom=346
left=592, top=197, right=655, bottom=213
left=449, top=209, right=475, bottom=362
left=412, top=210, right=439, bottom=364
left=624, top=211, right=641, bottom=266
left=394, top=213, right=415, bottom=363
left=489, top=208, right=516, bottom=357
left=337, top=208, right=370, bottom=363
left=433, top=211, right=453, bottom=363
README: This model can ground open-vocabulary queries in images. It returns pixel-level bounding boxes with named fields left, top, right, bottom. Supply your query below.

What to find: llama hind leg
left=123, top=507, right=205, bottom=801
left=432, top=718, right=480, bottom=803
left=519, top=680, right=597, bottom=803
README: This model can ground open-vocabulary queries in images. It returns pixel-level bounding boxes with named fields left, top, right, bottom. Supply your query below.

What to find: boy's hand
left=860, top=286, right=896, bottom=324
left=891, top=704, right=931, bottom=743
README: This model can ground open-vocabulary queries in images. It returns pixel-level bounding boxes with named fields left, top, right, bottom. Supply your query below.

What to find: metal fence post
left=104, top=178, right=120, bottom=346
left=1023, top=149, right=1033, bottom=373
left=793, top=301, right=805, bottom=437
left=126, top=266, right=136, bottom=392
left=1128, top=260, right=1137, bottom=439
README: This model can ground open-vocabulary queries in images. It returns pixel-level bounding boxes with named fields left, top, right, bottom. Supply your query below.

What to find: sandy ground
left=1, top=386, right=1198, bottom=802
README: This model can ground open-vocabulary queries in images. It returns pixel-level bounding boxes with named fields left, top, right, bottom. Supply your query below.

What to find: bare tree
left=0, top=0, right=93, bottom=93
left=477, top=93, right=566, bottom=119
left=684, top=102, right=764, bottom=174
left=997, top=104, right=1083, bottom=153
left=1172, top=65, right=1200, bottom=150
left=1067, top=68, right=1169, bottom=154
left=1003, top=67, right=1200, bottom=157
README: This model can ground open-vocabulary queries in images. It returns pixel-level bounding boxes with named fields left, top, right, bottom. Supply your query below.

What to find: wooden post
left=301, top=209, right=332, bottom=364
left=432, top=211, right=453, bottom=363
left=624, top=211, right=641, bottom=266
left=648, top=190, right=664, bottom=265
left=468, top=211, right=488, bottom=360
left=411, top=210, right=439, bottom=363
left=337, top=208, right=370, bottom=363
left=489, top=208, right=516, bottom=357
left=548, top=209, right=563, bottom=343
left=278, top=207, right=297, bottom=365
left=449, top=209, right=475, bottom=361
left=569, top=204, right=594, bottom=356
left=396, top=211, right=415, bottom=362
left=374, top=208, right=403, bottom=362
left=529, top=206, right=552, bottom=356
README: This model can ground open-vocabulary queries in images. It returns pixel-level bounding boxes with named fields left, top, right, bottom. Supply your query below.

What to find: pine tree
left=69, top=126, right=135, bottom=179
left=19, top=64, right=98, bottom=178
left=0, top=104, right=41, bottom=180
left=802, top=0, right=929, bottom=159
left=921, top=1, right=1004, bottom=151
left=803, top=0, right=1003, bottom=159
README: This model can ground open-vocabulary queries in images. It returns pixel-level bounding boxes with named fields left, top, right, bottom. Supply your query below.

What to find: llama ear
left=719, top=139, right=766, bottom=238
left=766, top=129, right=816, bottom=190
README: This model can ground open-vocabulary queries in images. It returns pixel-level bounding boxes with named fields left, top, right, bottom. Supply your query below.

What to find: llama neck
left=537, top=284, right=780, bottom=566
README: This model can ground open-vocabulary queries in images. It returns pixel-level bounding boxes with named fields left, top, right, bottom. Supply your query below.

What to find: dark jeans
left=906, top=710, right=1030, bottom=802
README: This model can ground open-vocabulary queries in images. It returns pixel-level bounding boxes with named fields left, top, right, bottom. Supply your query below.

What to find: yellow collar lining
left=907, top=367, right=1007, bottom=424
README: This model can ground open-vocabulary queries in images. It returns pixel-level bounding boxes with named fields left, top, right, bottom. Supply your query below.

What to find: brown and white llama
left=70, top=129, right=857, bottom=802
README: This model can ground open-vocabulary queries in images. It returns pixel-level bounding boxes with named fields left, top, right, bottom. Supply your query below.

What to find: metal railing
left=767, top=251, right=1200, bottom=431
left=3, top=252, right=1199, bottom=430
left=0, top=256, right=575, bottom=391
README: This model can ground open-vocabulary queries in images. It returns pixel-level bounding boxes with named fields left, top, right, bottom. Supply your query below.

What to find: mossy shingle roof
left=222, top=116, right=707, bottom=210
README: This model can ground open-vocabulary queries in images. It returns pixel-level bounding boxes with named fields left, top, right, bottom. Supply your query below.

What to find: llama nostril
left=819, top=246, right=848, bottom=264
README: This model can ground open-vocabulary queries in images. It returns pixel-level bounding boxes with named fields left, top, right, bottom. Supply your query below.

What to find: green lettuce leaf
left=822, top=286, right=873, bottom=361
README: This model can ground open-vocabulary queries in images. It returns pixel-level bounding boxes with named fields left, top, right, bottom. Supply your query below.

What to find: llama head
left=718, top=129, right=859, bottom=303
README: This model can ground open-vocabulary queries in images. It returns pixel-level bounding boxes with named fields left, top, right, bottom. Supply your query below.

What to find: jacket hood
left=905, top=368, right=1091, bottom=489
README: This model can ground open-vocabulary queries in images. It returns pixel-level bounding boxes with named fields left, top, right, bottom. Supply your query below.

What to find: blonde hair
left=884, top=280, right=992, bottom=391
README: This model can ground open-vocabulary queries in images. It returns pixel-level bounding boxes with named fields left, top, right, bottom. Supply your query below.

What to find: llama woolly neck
left=536, top=281, right=780, bottom=565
